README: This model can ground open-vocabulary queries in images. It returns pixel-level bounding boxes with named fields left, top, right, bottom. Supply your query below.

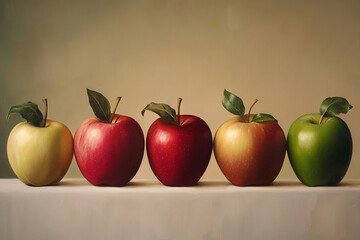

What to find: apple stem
left=319, top=112, right=325, bottom=125
left=177, top=97, right=182, bottom=125
left=41, top=98, right=48, bottom=127
left=109, top=97, right=122, bottom=123
left=247, top=99, right=258, bottom=122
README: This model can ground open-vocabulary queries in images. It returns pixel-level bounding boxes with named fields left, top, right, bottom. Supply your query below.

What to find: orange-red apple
left=214, top=89, right=286, bottom=186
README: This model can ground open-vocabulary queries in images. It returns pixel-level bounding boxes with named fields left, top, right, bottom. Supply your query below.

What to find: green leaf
left=320, top=97, right=352, bottom=117
left=141, top=102, right=176, bottom=122
left=7, top=102, right=43, bottom=126
left=222, top=89, right=245, bottom=115
left=87, top=88, right=111, bottom=122
left=251, top=113, right=277, bottom=123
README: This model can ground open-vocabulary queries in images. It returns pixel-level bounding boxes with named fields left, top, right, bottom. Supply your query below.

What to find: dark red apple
left=74, top=89, right=144, bottom=186
left=142, top=98, right=212, bottom=186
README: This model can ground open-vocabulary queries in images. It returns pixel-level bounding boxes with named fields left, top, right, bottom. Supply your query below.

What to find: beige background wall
left=1, top=0, right=359, bottom=181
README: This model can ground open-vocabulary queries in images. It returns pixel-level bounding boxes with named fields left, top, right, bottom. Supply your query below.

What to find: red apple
left=214, top=90, right=286, bottom=186
left=142, top=98, right=212, bottom=186
left=74, top=89, right=144, bottom=186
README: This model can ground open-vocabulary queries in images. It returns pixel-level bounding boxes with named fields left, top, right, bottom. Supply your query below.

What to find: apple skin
left=74, top=114, right=144, bottom=186
left=214, top=115, right=286, bottom=186
left=7, top=120, right=73, bottom=186
left=287, top=113, right=352, bottom=186
left=146, top=115, right=213, bottom=186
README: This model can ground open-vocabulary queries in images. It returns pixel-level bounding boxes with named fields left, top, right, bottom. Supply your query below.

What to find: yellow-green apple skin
left=287, top=113, right=352, bottom=186
left=7, top=120, right=73, bottom=186
left=214, top=115, right=286, bottom=186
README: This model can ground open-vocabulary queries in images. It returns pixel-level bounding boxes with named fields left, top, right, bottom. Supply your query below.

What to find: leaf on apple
left=320, top=97, right=353, bottom=118
left=7, top=102, right=44, bottom=127
left=222, top=89, right=277, bottom=123
left=251, top=113, right=277, bottom=123
left=87, top=88, right=111, bottom=122
left=141, top=102, right=177, bottom=122
left=222, top=89, right=245, bottom=115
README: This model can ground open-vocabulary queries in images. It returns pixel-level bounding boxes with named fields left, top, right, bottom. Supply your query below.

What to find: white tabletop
left=1, top=178, right=360, bottom=240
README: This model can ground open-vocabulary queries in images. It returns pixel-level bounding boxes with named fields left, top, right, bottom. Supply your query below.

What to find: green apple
left=7, top=99, right=73, bottom=186
left=287, top=97, right=353, bottom=186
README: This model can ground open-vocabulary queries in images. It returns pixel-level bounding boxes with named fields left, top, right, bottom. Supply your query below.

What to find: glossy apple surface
left=146, top=115, right=212, bottom=186
left=74, top=114, right=144, bottom=186
left=214, top=115, right=286, bottom=186
left=287, top=113, right=352, bottom=186
left=7, top=120, right=73, bottom=186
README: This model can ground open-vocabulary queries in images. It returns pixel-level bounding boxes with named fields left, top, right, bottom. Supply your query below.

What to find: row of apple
left=6, top=89, right=353, bottom=187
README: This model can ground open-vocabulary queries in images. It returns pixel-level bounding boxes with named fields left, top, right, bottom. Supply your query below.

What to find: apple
left=142, top=98, right=212, bottom=186
left=74, top=89, right=144, bottom=186
left=214, top=89, right=286, bottom=186
left=287, top=97, right=353, bottom=186
left=7, top=99, right=73, bottom=186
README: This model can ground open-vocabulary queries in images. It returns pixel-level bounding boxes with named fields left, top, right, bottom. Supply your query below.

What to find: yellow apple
left=7, top=104, right=73, bottom=186
left=214, top=115, right=286, bottom=186
left=214, top=90, right=286, bottom=186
